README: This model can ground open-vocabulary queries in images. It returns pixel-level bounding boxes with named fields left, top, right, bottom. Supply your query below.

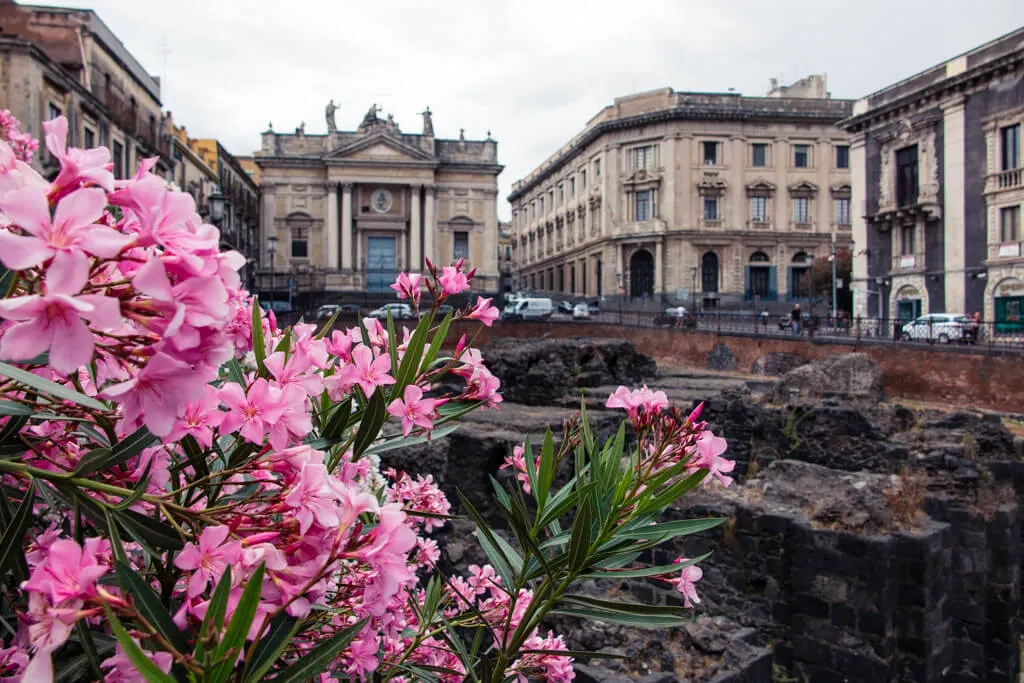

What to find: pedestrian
left=675, top=305, right=686, bottom=328
left=791, top=303, right=802, bottom=335
left=760, top=308, right=769, bottom=332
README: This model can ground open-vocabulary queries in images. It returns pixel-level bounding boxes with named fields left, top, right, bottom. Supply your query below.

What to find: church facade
left=255, top=104, right=503, bottom=295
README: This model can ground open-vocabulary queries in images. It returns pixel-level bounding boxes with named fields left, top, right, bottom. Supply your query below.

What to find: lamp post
left=615, top=271, right=623, bottom=324
left=830, top=238, right=838, bottom=323
left=806, top=255, right=815, bottom=336
left=209, top=187, right=225, bottom=226
left=267, top=233, right=279, bottom=270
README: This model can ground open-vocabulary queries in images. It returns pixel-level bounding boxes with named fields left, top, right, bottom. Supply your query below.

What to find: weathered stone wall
left=446, top=321, right=1024, bottom=412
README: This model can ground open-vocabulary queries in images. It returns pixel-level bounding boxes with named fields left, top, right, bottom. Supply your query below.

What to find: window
left=84, top=128, right=95, bottom=149
left=539, top=197, right=544, bottom=214
left=794, top=144, right=810, bottom=168
left=558, top=184, right=564, bottom=203
left=569, top=177, right=575, bottom=196
left=835, top=198, right=851, bottom=226
left=291, top=225, right=309, bottom=258
left=751, top=143, right=767, bottom=167
left=793, top=197, right=810, bottom=223
left=633, top=145, right=654, bottom=170
left=896, top=145, right=919, bottom=207
left=453, top=231, right=469, bottom=261
left=750, top=196, right=767, bottom=222
left=594, top=159, right=601, bottom=177
left=702, top=141, right=719, bottom=165
left=581, top=169, right=587, bottom=189
left=47, top=102, right=62, bottom=121
left=901, top=224, right=915, bottom=256
left=113, top=140, right=124, bottom=179
left=549, top=191, right=553, bottom=206
left=1000, top=124, right=1021, bottom=171
left=703, top=197, right=718, bottom=220
left=835, top=145, right=850, bottom=169
left=635, top=190, right=651, bottom=222
left=1001, top=206, right=1020, bottom=242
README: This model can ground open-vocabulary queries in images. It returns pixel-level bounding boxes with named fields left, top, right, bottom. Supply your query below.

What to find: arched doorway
left=746, top=251, right=774, bottom=301
left=701, top=252, right=719, bottom=293
left=994, top=277, right=1024, bottom=333
left=630, top=249, right=654, bottom=299
left=895, top=284, right=923, bottom=321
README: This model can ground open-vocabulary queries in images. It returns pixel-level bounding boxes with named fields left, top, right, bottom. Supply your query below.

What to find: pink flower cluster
left=0, top=109, right=39, bottom=164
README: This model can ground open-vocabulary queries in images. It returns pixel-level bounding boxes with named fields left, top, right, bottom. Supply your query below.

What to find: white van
left=502, top=297, right=553, bottom=320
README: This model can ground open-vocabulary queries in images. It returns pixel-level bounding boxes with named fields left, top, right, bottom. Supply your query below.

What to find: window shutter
left=744, top=266, right=751, bottom=301
left=768, top=266, right=777, bottom=301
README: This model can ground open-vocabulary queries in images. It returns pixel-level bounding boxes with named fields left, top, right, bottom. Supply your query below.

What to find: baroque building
left=0, top=1, right=173, bottom=178
left=255, top=104, right=503, bottom=296
left=508, top=79, right=854, bottom=309
left=840, top=27, right=1024, bottom=331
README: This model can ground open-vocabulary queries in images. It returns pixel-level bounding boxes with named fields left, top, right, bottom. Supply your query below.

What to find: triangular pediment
left=326, top=133, right=435, bottom=162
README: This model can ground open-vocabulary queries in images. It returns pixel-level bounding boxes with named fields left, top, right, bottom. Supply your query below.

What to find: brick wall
left=449, top=322, right=1024, bottom=413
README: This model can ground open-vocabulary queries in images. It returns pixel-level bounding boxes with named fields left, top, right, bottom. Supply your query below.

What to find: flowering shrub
left=0, top=115, right=731, bottom=682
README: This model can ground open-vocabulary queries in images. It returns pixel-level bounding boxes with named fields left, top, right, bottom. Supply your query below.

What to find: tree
left=809, top=247, right=853, bottom=313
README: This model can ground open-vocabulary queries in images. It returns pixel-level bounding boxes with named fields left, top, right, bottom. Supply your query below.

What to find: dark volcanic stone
left=707, top=343, right=739, bottom=372
left=750, top=352, right=809, bottom=376
left=483, top=337, right=657, bottom=405
left=773, top=353, right=883, bottom=403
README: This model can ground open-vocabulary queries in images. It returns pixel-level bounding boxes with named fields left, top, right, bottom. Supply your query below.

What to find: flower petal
left=45, top=250, right=90, bottom=296
left=0, top=185, right=50, bottom=238
left=0, top=229, right=51, bottom=270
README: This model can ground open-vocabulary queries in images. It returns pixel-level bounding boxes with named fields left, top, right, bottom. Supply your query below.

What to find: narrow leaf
left=270, top=618, right=367, bottom=683
left=244, top=613, right=300, bottom=682
left=115, top=561, right=189, bottom=654
left=0, top=400, right=33, bottom=416
left=567, top=493, right=593, bottom=571
left=252, top=298, right=268, bottom=375
left=0, top=481, right=35, bottom=579
left=350, top=389, right=387, bottom=459
left=0, top=360, right=106, bottom=410
left=210, top=563, right=266, bottom=683
left=195, top=566, right=233, bottom=665
left=102, top=605, right=176, bottom=683
left=614, top=517, right=727, bottom=542
left=75, top=426, right=158, bottom=476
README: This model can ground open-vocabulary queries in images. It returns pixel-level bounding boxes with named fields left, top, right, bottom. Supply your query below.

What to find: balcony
left=986, top=167, right=1024, bottom=194
left=790, top=221, right=814, bottom=231
left=747, top=219, right=771, bottom=230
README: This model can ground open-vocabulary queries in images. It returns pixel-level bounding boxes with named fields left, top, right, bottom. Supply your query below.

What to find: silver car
left=900, top=313, right=974, bottom=343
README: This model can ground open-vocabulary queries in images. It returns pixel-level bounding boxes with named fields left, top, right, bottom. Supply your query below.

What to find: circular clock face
left=371, top=188, right=393, bottom=214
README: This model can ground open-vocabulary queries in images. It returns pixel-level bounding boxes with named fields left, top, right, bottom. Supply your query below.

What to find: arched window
left=750, top=251, right=770, bottom=263
left=701, top=252, right=719, bottom=293
left=746, top=252, right=774, bottom=301
left=789, top=251, right=811, bottom=299
left=286, top=212, right=312, bottom=259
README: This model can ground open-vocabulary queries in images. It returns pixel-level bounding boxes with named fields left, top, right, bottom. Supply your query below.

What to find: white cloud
left=29, top=0, right=1024, bottom=218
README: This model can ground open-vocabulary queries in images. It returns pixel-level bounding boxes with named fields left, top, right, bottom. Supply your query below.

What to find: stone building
left=193, top=138, right=260, bottom=289
left=254, top=104, right=503, bottom=296
left=839, top=27, right=1024, bottom=331
left=167, top=119, right=218, bottom=220
left=498, top=220, right=513, bottom=295
left=507, top=80, right=854, bottom=310
left=0, top=1, right=173, bottom=178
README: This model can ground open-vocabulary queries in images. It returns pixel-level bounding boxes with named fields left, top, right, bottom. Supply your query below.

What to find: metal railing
left=500, top=310, right=1024, bottom=354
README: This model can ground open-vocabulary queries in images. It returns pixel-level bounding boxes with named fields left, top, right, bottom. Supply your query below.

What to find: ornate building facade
left=508, top=80, right=854, bottom=309
left=255, top=104, right=503, bottom=295
left=840, top=27, right=1024, bottom=329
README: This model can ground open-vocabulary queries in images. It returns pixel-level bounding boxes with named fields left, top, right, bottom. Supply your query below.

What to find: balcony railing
left=747, top=219, right=771, bottom=230
left=986, top=167, right=1023, bottom=193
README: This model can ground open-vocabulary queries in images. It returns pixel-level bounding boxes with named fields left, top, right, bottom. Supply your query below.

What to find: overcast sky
left=32, top=0, right=1024, bottom=219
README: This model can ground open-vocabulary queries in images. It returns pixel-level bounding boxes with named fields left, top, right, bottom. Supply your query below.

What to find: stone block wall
left=668, top=489, right=1023, bottom=683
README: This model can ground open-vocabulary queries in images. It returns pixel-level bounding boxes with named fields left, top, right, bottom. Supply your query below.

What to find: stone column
left=341, top=183, right=353, bottom=271
left=942, top=95, right=967, bottom=314
left=655, top=239, right=663, bottom=296
left=410, top=184, right=422, bottom=271
left=326, top=183, right=338, bottom=269
left=423, top=185, right=436, bottom=266
left=849, top=132, right=869, bottom=319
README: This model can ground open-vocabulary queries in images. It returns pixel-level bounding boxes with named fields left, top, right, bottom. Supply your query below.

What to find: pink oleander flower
left=167, top=384, right=225, bottom=449
left=43, top=116, right=115, bottom=193
left=325, top=329, right=353, bottom=362
left=466, top=296, right=499, bottom=327
left=508, top=631, right=575, bottom=683
left=0, top=261, right=121, bottom=373
left=690, top=431, right=735, bottom=487
left=174, top=526, right=243, bottom=598
left=389, top=271, right=423, bottom=304
left=339, top=344, right=395, bottom=398
left=102, top=639, right=173, bottom=683
left=670, top=557, right=703, bottom=608
left=346, top=635, right=379, bottom=678
left=219, top=378, right=286, bottom=446
left=102, top=352, right=207, bottom=437
left=265, top=350, right=324, bottom=396
left=21, top=538, right=109, bottom=605
left=438, top=265, right=470, bottom=296
left=267, top=383, right=313, bottom=450
left=605, top=385, right=668, bottom=418
left=0, top=644, right=29, bottom=682
left=500, top=444, right=534, bottom=494
left=386, top=384, right=437, bottom=436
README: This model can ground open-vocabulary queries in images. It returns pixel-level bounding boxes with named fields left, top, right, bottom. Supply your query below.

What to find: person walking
left=760, top=308, right=769, bottom=332
left=791, top=303, right=802, bottom=335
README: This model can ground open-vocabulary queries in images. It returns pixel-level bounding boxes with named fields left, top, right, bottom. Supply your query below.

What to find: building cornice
left=508, top=99, right=854, bottom=202
left=839, top=51, right=1024, bottom=132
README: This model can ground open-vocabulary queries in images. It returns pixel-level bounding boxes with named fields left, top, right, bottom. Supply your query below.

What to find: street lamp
left=615, top=272, right=624, bottom=324
left=209, top=187, right=226, bottom=225
left=806, top=255, right=815, bottom=336
left=829, top=238, right=838, bottom=323
left=267, top=234, right=279, bottom=269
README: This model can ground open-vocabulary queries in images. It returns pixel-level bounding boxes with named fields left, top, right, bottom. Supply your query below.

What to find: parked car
left=367, top=303, right=414, bottom=321
left=259, top=300, right=292, bottom=314
left=340, top=304, right=363, bottom=315
left=557, top=300, right=575, bottom=315
left=419, top=304, right=455, bottom=319
left=587, top=301, right=600, bottom=315
left=502, top=297, right=554, bottom=320
left=316, top=304, right=339, bottom=321
left=573, top=302, right=590, bottom=319
left=900, top=313, right=976, bottom=343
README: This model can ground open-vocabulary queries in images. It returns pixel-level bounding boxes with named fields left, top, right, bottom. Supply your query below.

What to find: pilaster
left=849, top=132, right=869, bottom=318
left=942, top=95, right=968, bottom=313
left=424, top=185, right=436, bottom=266
left=410, top=184, right=422, bottom=272
left=341, top=183, right=353, bottom=271
left=326, top=183, right=338, bottom=270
